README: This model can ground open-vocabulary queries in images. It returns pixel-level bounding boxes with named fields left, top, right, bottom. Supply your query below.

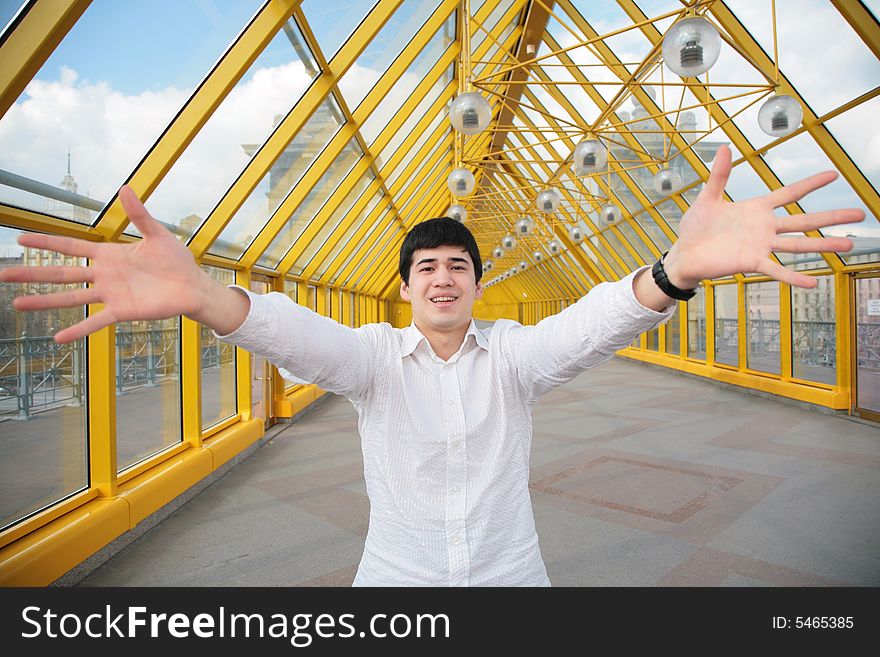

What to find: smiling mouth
left=430, top=296, right=457, bottom=304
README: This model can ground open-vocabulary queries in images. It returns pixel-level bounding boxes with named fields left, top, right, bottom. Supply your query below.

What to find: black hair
left=398, top=217, right=482, bottom=286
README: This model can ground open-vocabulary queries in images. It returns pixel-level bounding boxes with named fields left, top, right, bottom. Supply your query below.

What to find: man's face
left=400, top=245, right=482, bottom=334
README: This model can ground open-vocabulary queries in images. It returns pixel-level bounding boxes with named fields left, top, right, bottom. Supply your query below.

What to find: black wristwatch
left=651, top=252, right=697, bottom=301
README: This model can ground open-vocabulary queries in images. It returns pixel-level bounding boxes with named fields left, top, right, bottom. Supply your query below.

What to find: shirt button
left=452, top=538, right=460, bottom=545
left=451, top=440, right=460, bottom=448
left=452, top=487, right=460, bottom=493
left=446, top=398, right=455, bottom=406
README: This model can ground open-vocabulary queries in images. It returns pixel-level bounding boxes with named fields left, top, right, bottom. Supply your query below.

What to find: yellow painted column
left=737, top=281, right=747, bottom=371
left=235, top=270, right=252, bottom=420
left=180, top=316, right=202, bottom=449
left=835, top=271, right=853, bottom=405
left=779, top=282, right=793, bottom=382
left=87, top=308, right=116, bottom=497
left=706, top=283, right=716, bottom=367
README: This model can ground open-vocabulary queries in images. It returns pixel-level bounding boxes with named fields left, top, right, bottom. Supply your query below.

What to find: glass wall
left=687, top=286, right=706, bottom=360
left=714, top=284, right=738, bottom=367
left=792, top=276, right=836, bottom=386
left=665, top=302, right=680, bottom=357
left=116, top=318, right=181, bottom=472
left=0, top=226, right=88, bottom=531
left=746, top=281, right=781, bottom=375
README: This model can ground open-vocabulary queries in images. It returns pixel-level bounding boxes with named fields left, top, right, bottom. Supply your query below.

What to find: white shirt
left=217, top=267, right=674, bottom=586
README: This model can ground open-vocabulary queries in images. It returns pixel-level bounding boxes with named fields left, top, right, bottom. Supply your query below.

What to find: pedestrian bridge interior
left=0, top=0, right=878, bottom=586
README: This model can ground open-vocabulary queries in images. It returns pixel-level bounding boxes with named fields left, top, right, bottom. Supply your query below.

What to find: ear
left=474, top=282, right=483, bottom=299
left=400, top=279, right=411, bottom=302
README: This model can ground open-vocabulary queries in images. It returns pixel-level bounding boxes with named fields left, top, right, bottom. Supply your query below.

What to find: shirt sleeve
left=511, top=266, right=676, bottom=403
left=213, top=285, right=376, bottom=402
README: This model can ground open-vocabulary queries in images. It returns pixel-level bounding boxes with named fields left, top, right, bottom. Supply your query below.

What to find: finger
left=775, top=208, right=865, bottom=233
left=0, top=265, right=93, bottom=284
left=766, top=170, right=838, bottom=208
left=16, top=232, right=98, bottom=258
left=701, top=143, right=732, bottom=199
left=119, top=185, right=165, bottom=238
left=771, top=235, right=853, bottom=254
left=754, top=259, right=817, bottom=288
left=54, top=310, right=116, bottom=344
left=13, top=286, right=100, bottom=311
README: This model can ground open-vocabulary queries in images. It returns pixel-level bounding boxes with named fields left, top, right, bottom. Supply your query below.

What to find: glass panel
left=471, top=0, right=515, bottom=52
left=374, top=65, right=455, bottom=172
left=792, top=276, right=836, bottom=385
left=116, top=317, right=181, bottom=472
left=646, top=328, right=658, bottom=352
left=324, top=205, right=392, bottom=284
left=387, top=126, right=451, bottom=194
left=289, top=174, right=377, bottom=277
left=200, top=265, right=236, bottom=430
left=616, top=220, right=654, bottom=264
left=855, top=276, right=880, bottom=414
left=602, top=229, right=638, bottom=271
left=359, top=14, right=455, bottom=147
left=714, top=284, right=738, bottom=367
left=258, top=138, right=364, bottom=268
left=346, top=223, right=403, bottom=289
left=308, top=192, right=386, bottom=280
left=300, top=0, right=379, bottom=61
left=209, top=95, right=345, bottom=260
left=687, top=286, right=706, bottom=360
left=142, top=16, right=319, bottom=240
left=745, top=281, right=781, bottom=375
left=665, top=302, right=680, bottom=356
left=381, top=114, right=446, bottom=188
left=1, top=0, right=25, bottom=33
left=725, top=0, right=880, bottom=117
left=0, top=1, right=260, bottom=224
left=338, top=0, right=440, bottom=111
left=0, top=226, right=88, bottom=532
left=633, top=211, right=672, bottom=252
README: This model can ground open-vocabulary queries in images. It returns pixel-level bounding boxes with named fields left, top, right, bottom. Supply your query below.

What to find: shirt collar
left=400, top=320, right=489, bottom=359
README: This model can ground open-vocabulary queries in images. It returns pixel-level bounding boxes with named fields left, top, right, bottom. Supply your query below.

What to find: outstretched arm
left=634, top=144, right=864, bottom=311
left=0, top=186, right=250, bottom=342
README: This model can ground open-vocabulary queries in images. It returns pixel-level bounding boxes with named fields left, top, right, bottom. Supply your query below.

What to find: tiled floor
left=78, top=357, right=880, bottom=587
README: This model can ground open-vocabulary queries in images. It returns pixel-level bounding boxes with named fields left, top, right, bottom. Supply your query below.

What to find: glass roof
left=1, top=0, right=877, bottom=299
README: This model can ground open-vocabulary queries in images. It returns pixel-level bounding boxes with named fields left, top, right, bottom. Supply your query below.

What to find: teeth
left=432, top=297, right=455, bottom=302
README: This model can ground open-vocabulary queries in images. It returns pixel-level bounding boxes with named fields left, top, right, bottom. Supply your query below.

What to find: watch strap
left=651, top=252, right=697, bottom=301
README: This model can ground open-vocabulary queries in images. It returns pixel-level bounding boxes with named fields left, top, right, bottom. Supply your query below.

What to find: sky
left=0, top=0, right=878, bottom=263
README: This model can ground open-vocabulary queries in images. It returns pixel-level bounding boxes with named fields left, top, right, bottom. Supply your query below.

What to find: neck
left=414, top=319, right=470, bottom=361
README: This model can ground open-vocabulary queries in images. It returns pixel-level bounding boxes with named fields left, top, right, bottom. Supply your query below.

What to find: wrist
left=661, top=249, right=700, bottom=291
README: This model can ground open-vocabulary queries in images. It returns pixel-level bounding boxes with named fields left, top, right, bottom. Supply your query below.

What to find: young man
left=1, top=145, right=862, bottom=585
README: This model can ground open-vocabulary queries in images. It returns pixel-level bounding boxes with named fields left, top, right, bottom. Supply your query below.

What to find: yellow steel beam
left=831, top=0, right=880, bottom=61
left=0, top=0, right=91, bottom=120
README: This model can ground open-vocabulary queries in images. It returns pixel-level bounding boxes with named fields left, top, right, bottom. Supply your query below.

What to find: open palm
left=668, top=145, right=862, bottom=289
left=4, top=186, right=207, bottom=343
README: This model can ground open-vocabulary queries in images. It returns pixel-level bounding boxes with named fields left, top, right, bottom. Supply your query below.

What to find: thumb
left=119, top=185, right=165, bottom=238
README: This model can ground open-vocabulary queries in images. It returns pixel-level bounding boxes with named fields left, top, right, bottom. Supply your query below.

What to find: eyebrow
left=415, top=257, right=471, bottom=267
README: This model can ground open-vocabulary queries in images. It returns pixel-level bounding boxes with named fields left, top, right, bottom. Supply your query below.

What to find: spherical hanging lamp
left=447, top=168, right=476, bottom=196
left=653, top=168, right=682, bottom=195
left=662, top=16, right=721, bottom=77
left=449, top=91, right=492, bottom=135
left=757, top=94, right=802, bottom=137
left=536, top=189, right=562, bottom=213
left=519, top=260, right=528, bottom=271
left=493, top=246, right=505, bottom=259
left=483, top=259, right=494, bottom=272
left=547, top=239, right=560, bottom=255
left=573, top=139, right=608, bottom=176
left=602, top=203, right=622, bottom=223
left=569, top=225, right=584, bottom=244
left=533, top=251, right=543, bottom=263
left=514, top=217, right=534, bottom=236
left=448, top=204, right=467, bottom=223
left=501, top=234, right=517, bottom=251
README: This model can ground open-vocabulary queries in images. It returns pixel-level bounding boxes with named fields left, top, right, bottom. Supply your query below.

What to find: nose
left=432, top=265, right=454, bottom=286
